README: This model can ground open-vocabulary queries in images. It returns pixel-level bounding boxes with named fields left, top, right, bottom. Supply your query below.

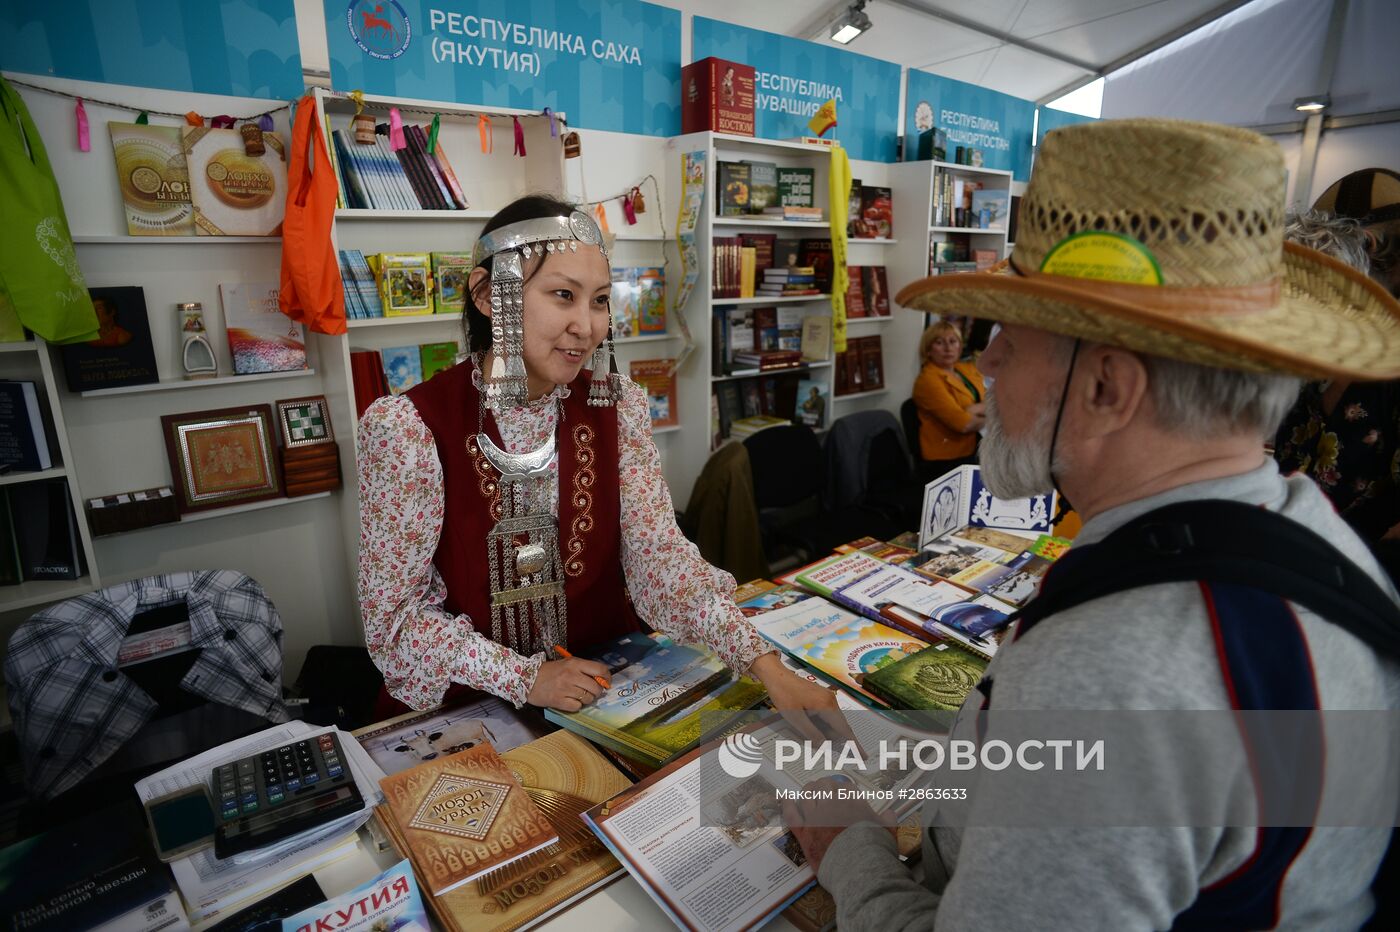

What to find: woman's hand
left=964, top=401, right=987, bottom=432
left=527, top=658, right=612, bottom=712
left=750, top=652, right=841, bottom=713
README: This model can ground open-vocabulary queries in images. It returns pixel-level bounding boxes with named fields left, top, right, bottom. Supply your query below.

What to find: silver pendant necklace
left=474, top=373, right=569, bottom=655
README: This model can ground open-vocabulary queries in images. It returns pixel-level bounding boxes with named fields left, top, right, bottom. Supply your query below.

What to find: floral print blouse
left=1273, top=379, right=1400, bottom=541
left=357, top=368, right=770, bottom=710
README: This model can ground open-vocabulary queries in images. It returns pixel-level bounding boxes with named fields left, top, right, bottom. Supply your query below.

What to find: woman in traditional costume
left=359, top=196, right=838, bottom=715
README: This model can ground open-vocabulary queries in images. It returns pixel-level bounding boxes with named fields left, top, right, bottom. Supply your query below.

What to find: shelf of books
left=658, top=130, right=918, bottom=508
left=1, top=338, right=100, bottom=603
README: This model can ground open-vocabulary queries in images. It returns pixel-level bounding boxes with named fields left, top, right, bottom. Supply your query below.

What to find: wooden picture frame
left=275, top=395, right=335, bottom=448
left=161, top=405, right=282, bottom=513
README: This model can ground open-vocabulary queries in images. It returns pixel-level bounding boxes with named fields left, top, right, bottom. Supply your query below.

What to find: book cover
left=0, top=492, right=21, bottom=586
left=393, top=730, right=631, bottom=932
left=736, top=582, right=817, bottom=617
left=382, top=345, right=425, bottom=395
left=0, top=802, right=174, bottom=931
left=681, top=57, right=756, bottom=136
left=862, top=266, right=890, bottom=316
left=794, top=550, right=885, bottom=598
left=58, top=286, right=160, bottom=391
left=863, top=640, right=987, bottom=711
left=798, top=239, right=833, bottom=293
left=379, top=744, right=558, bottom=896
left=543, top=636, right=766, bottom=767
left=419, top=342, right=459, bottom=382
left=611, top=269, right=641, bottom=337
left=629, top=358, right=678, bottom=428
left=794, top=378, right=827, bottom=429
left=431, top=252, right=472, bottom=314
left=777, top=167, right=815, bottom=208
left=0, top=381, right=51, bottom=471
left=844, top=268, right=866, bottom=317
left=379, top=253, right=434, bottom=316
left=181, top=127, right=287, bottom=236
left=858, top=336, right=885, bottom=390
left=970, top=188, right=1010, bottom=230
left=743, top=160, right=779, bottom=213
left=9, top=479, right=83, bottom=581
left=219, top=282, right=307, bottom=374
left=799, top=316, right=830, bottom=362
left=107, top=122, right=195, bottom=236
left=796, top=616, right=926, bottom=704
left=209, top=874, right=324, bottom=931
left=717, top=161, right=751, bottom=216
left=919, top=464, right=1056, bottom=550
left=279, top=858, right=426, bottom=932
left=857, top=186, right=893, bottom=239
left=354, top=696, right=547, bottom=777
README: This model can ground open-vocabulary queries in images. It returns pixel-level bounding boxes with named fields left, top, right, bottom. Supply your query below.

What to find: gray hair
left=1142, top=356, right=1301, bottom=440
left=1033, top=330, right=1301, bottom=440
left=1285, top=209, right=1372, bottom=273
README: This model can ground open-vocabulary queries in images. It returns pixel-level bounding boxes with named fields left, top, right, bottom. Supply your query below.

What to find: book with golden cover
left=376, top=731, right=631, bottom=932
left=180, top=126, right=287, bottom=236
left=108, top=123, right=195, bottom=236
left=378, top=743, right=558, bottom=896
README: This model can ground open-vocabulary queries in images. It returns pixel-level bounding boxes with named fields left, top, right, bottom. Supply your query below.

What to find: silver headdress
left=472, top=209, right=618, bottom=411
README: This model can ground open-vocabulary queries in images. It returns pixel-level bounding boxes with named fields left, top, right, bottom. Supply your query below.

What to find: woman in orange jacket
left=911, top=320, right=985, bottom=483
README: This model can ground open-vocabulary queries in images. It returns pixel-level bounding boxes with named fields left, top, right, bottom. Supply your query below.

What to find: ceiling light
left=830, top=2, right=872, bottom=45
left=1292, top=94, right=1331, bottom=113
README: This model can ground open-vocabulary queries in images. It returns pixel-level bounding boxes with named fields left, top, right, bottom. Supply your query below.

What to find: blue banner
left=325, top=0, right=680, bottom=137
left=0, top=0, right=302, bottom=100
left=905, top=70, right=1035, bottom=180
left=1037, top=106, right=1097, bottom=144
left=691, top=17, right=900, bottom=163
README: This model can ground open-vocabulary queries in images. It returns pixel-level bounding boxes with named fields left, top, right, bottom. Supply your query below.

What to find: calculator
left=211, top=732, right=364, bottom=858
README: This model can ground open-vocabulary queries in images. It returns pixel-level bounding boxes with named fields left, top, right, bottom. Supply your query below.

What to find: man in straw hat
left=784, top=119, right=1400, bottom=928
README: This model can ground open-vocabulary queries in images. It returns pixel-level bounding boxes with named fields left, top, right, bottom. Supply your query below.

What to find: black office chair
left=744, top=425, right=898, bottom=564
left=900, top=398, right=925, bottom=474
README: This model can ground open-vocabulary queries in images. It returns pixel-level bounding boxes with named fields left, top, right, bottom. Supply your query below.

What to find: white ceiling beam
left=882, top=0, right=1100, bottom=74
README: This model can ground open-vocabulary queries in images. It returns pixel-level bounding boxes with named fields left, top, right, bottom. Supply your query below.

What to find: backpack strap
left=1013, top=499, right=1400, bottom=660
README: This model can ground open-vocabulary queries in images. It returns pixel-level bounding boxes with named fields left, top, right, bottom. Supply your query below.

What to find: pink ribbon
left=621, top=194, right=637, bottom=225
left=388, top=107, right=406, bottom=151
left=210, top=114, right=235, bottom=129
left=513, top=116, right=526, bottom=157
left=75, top=99, right=89, bottom=152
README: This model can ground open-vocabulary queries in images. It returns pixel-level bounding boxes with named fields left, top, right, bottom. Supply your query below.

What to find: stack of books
left=328, top=121, right=469, bottom=211
left=758, top=266, right=819, bottom=297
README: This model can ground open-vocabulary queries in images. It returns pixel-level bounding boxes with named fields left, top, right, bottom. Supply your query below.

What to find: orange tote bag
left=279, top=96, right=346, bottom=335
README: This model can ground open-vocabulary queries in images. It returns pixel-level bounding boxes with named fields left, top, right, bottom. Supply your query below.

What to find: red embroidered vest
left=405, top=361, right=640, bottom=654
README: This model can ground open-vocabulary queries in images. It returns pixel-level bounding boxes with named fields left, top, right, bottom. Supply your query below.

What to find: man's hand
left=782, top=776, right=897, bottom=874
left=527, top=658, right=611, bottom=711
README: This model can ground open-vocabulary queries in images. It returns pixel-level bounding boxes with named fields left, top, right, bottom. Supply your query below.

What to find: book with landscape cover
left=378, top=744, right=559, bottom=896
left=219, top=282, right=306, bottom=374
left=629, top=358, right=678, bottom=428
left=543, top=633, right=767, bottom=767
left=380, top=730, right=632, bottom=932
left=863, top=640, right=988, bottom=711
left=59, top=287, right=159, bottom=392
left=382, top=345, right=425, bottom=395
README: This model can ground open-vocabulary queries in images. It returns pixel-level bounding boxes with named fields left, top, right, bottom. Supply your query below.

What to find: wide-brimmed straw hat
left=895, top=118, right=1400, bottom=380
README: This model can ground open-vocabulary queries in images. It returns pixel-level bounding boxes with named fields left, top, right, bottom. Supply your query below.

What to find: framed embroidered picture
left=275, top=395, right=335, bottom=448
left=161, top=405, right=282, bottom=513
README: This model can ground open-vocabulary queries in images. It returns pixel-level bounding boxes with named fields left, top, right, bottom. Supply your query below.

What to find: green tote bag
left=0, top=77, right=97, bottom=343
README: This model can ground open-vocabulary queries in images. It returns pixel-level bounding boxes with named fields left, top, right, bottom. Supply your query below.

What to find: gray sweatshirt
left=817, top=462, right=1400, bottom=930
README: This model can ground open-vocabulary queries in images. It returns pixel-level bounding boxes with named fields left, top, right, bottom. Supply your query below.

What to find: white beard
left=979, top=389, right=1063, bottom=500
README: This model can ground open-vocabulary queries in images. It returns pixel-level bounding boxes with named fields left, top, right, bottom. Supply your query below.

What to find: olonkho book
left=381, top=730, right=632, bottom=932
left=279, top=858, right=427, bottom=932
left=219, top=282, right=306, bottom=374
left=181, top=126, right=287, bottom=236
left=543, top=633, right=766, bottom=768
left=379, top=744, right=558, bottom=897
left=107, top=122, right=194, bottom=236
